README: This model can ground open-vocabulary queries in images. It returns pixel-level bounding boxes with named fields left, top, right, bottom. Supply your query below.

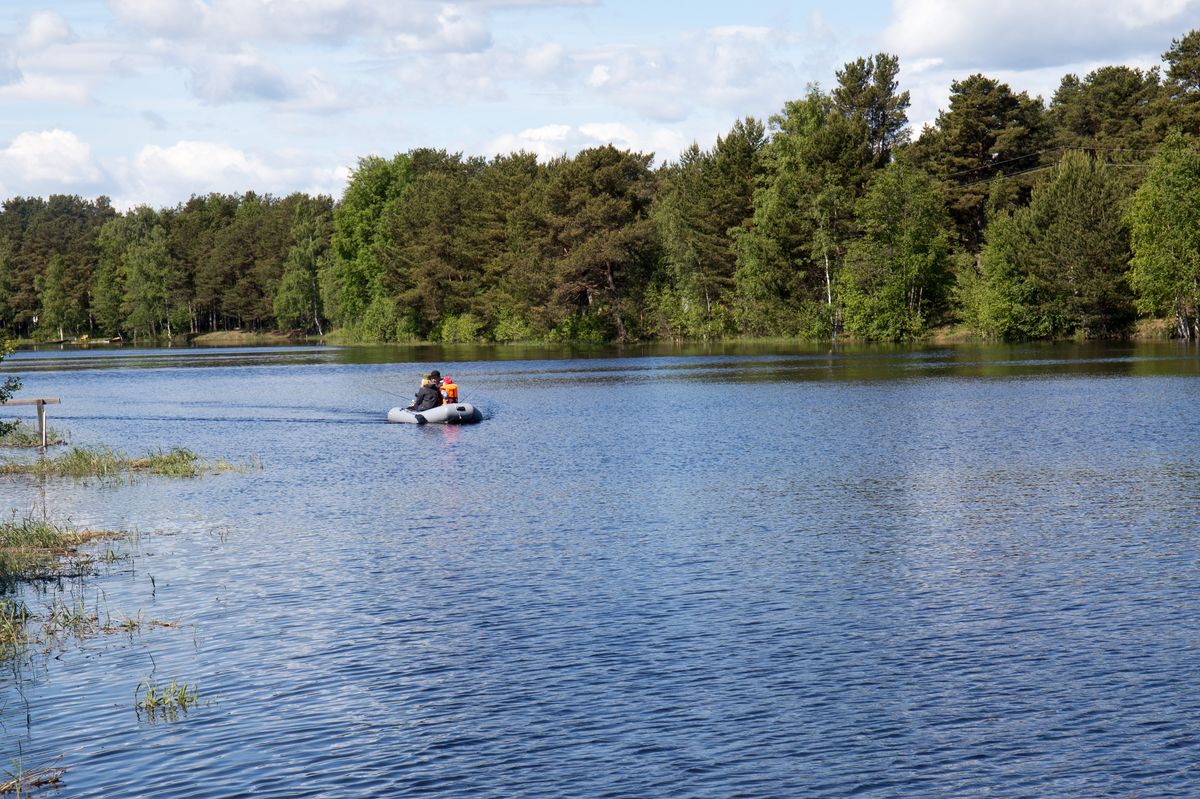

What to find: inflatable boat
left=388, top=402, right=482, bottom=425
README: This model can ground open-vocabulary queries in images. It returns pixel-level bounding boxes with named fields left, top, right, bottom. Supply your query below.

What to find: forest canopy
left=4, top=30, right=1200, bottom=344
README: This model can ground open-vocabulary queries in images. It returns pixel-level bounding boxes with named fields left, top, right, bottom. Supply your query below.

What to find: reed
left=0, top=600, right=29, bottom=650
left=0, top=516, right=125, bottom=590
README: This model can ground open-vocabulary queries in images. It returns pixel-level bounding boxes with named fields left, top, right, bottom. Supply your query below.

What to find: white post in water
left=3, top=398, right=61, bottom=449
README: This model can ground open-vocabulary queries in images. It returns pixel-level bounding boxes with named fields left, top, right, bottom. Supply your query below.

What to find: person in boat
left=440, top=375, right=458, bottom=404
left=406, top=373, right=444, bottom=412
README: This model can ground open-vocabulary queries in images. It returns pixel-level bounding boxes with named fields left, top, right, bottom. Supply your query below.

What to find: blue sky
left=0, top=0, right=1195, bottom=208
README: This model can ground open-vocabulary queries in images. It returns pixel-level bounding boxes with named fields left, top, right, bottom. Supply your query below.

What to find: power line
left=940, top=145, right=1160, bottom=181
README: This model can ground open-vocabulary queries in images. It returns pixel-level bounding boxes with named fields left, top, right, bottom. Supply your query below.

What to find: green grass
left=0, top=516, right=125, bottom=590
left=0, top=445, right=243, bottom=479
left=136, top=678, right=200, bottom=721
left=0, top=421, right=67, bottom=448
left=0, top=600, right=29, bottom=650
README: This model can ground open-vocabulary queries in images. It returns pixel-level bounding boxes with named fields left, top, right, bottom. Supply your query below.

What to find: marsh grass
left=136, top=678, right=200, bottom=721
left=0, top=445, right=244, bottom=479
left=0, top=600, right=29, bottom=650
left=102, top=611, right=177, bottom=635
left=0, top=517, right=124, bottom=588
left=0, top=421, right=67, bottom=448
left=42, top=597, right=97, bottom=639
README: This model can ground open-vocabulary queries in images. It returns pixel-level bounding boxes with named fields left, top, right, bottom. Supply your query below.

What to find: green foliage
left=0, top=340, right=20, bottom=438
left=841, top=161, right=953, bottom=340
left=490, top=310, right=537, bottom=343
left=544, top=145, right=656, bottom=341
left=654, top=118, right=766, bottom=338
left=0, top=421, right=65, bottom=447
left=274, top=201, right=332, bottom=334
left=911, top=74, right=1050, bottom=251
left=35, top=255, right=81, bottom=340
left=0, top=445, right=237, bottom=478
left=322, top=155, right=412, bottom=329
left=1163, top=30, right=1200, bottom=135
left=1126, top=133, right=1200, bottom=338
left=734, top=85, right=872, bottom=338
left=6, top=31, right=1200, bottom=344
left=971, top=151, right=1134, bottom=339
left=832, top=52, right=911, bottom=166
left=338, top=294, right=416, bottom=343
left=136, top=677, right=201, bottom=720
left=437, top=313, right=483, bottom=343
left=547, top=311, right=613, bottom=344
left=121, top=225, right=172, bottom=339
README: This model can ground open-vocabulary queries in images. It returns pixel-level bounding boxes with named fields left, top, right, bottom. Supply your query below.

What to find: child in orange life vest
left=440, top=375, right=459, bottom=404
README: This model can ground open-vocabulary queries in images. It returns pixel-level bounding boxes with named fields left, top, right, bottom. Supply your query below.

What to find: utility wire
left=940, top=145, right=1160, bottom=181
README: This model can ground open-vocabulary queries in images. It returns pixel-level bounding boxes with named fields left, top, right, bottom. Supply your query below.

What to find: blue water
left=0, top=342, right=1198, bottom=798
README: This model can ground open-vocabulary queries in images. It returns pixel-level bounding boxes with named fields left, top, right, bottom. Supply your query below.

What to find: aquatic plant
left=136, top=678, right=200, bottom=721
left=130, top=448, right=202, bottom=476
left=102, top=612, right=177, bottom=636
left=42, top=597, right=97, bottom=639
left=0, top=445, right=243, bottom=479
left=0, top=754, right=65, bottom=795
left=0, top=600, right=29, bottom=650
left=0, top=517, right=123, bottom=585
left=0, top=422, right=66, bottom=448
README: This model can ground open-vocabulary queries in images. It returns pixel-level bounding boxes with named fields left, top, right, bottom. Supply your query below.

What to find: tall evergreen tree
left=544, top=145, right=656, bottom=341
left=122, top=225, right=172, bottom=340
left=832, top=53, right=910, bottom=166
left=911, top=74, right=1049, bottom=251
left=1163, top=29, right=1200, bottom=135
left=274, top=199, right=333, bottom=335
left=654, top=117, right=766, bottom=337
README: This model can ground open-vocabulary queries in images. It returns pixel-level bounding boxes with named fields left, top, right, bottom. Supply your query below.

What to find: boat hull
left=387, top=402, right=482, bottom=425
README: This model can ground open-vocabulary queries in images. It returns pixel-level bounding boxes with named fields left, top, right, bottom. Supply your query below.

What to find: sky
left=0, top=0, right=1197, bottom=209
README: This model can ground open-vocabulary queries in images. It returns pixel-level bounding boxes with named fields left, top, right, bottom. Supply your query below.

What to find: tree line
left=4, top=30, right=1200, bottom=344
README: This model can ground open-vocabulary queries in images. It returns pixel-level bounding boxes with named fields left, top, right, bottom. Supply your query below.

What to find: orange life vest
left=441, top=381, right=459, bottom=403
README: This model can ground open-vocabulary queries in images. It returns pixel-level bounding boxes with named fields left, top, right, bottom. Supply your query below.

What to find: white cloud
left=114, top=140, right=349, bottom=208
left=110, top=0, right=502, bottom=51
left=107, top=0, right=208, bottom=38
left=19, top=11, right=75, bottom=51
left=577, top=24, right=834, bottom=124
left=131, top=140, right=275, bottom=185
left=523, top=42, right=565, bottom=76
left=0, top=130, right=104, bottom=196
left=884, top=0, right=1200, bottom=70
left=0, top=74, right=92, bottom=104
left=487, top=122, right=688, bottom=162
left=188, top=51, right=295, bottom=103
left=587, top=64, right=609, bottom=87
left=386, top=6, right=492, bottom=54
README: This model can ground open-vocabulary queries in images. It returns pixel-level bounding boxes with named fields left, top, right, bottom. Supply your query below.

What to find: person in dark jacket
left=406, top=374, right=443, bottom=412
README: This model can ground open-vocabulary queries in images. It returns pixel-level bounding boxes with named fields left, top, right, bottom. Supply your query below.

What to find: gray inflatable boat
left=388, top=402, right=482, bottom=425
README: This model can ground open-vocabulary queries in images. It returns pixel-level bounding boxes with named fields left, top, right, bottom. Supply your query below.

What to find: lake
left=1, top=341, right=1198, bottom=798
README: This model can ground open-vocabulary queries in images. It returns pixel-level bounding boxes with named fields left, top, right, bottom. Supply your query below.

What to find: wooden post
left=37, top=400, right=46, bottom=448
